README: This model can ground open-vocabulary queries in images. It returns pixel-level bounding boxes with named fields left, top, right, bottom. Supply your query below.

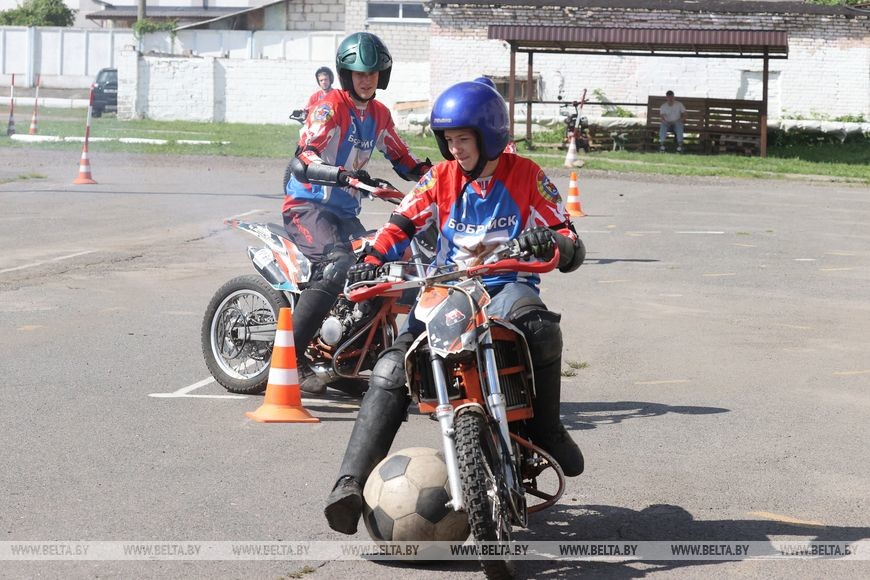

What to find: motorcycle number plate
left=252, top=248, right=275, bottom=269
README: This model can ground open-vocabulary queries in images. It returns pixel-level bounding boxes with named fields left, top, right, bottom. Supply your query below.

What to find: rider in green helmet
left=283, top=32, right=431, bottom=393
left=335, top=32, right=393, bottom=101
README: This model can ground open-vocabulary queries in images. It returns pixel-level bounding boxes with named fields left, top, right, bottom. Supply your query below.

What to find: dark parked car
left=92, top=68, right=117, bottom=118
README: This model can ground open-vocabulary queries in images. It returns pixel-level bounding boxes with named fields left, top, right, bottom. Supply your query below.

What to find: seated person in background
left=659, top=90, right=686, bottom=153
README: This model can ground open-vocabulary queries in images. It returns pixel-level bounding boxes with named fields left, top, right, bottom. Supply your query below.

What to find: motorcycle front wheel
left=455, top=411, right=516, bottom=580
left=201, top=275, right=290, bottom=394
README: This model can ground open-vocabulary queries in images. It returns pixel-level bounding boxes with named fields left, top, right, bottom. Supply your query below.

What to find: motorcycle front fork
left=429, top=326, right=519, bottom=514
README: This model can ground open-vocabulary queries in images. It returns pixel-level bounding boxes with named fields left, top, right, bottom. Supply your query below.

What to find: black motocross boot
left=290, top=287, right=337, bottom=394
left=291, top=288, right=338, bottom=355
left=528, top=358, right=584, bottom=476
left=324, top=335, right=413, bottom=535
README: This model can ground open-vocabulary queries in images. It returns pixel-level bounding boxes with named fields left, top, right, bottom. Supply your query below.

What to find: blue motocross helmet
left=430, top=81, right=510, bottom=171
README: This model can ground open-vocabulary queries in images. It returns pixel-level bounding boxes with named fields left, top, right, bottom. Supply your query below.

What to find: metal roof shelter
left=488, top=26, right=790, bottom=156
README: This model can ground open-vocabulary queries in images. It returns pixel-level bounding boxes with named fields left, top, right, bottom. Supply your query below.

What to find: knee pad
left=317, top=249, right=355, bottom=295
left=510, top=307, right=563, bottom=367
left=370, top=347, right=411, bottom=393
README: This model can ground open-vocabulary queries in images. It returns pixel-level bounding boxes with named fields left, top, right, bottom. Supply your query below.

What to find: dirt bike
left=347, top=245, right=566, bottom=579
left=560, top=89, right=592, bottom=153
left=201, top=175, right=432, bottom=396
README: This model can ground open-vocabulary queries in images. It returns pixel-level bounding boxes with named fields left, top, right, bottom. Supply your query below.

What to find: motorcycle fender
left=247, top=246, right=299, bottom=293
left=453, top=402, right=486, bottom=418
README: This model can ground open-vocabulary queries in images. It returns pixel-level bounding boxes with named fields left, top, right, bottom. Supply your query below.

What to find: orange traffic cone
left=564, top=134, right=577, bottom=168
left=29, top=108, right=37, bottom=135
left=566, top=171, right=585, bottom=217
left=246, top=307, right=319, bottom=423
left=73, top=144, right=97, bottom=185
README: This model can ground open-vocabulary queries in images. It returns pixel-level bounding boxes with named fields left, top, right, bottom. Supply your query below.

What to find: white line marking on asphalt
left=150, top=375, right=362, bottom=407
left=734, top=243, right=756, bottom=247
left=149, top=376, right=248, bottom=399
left=794, top=258, right=816, bottom=262
left=226, top=209, right=266, bottom=220
left=748, top=511, right=827, bottom=528
left=0, top=250, right=96, bottom=274
left=302, top=398, right=360, bottom=409
left=598, top=279, right=631, bottom=284
left=703, top=272, right=736, bottom=277
left=833, top=369, right=870, bottom=376
left=825, top=251, right=856, bottom=256
left=676, top=231, right=725, bottom=235
left=635, top=379, right=691, bottom=385
left=820, top=267, right=857, bottom=272
left=150, top=393, right=247, bottom=399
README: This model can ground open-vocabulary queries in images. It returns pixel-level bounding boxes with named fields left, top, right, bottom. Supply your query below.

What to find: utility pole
left=138, top=0, right=146, bottom=22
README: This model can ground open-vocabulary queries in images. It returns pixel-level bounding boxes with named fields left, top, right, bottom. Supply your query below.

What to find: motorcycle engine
left=319, top=317, right=344, bottom=346
left=318, top=299, right=369, bottom=347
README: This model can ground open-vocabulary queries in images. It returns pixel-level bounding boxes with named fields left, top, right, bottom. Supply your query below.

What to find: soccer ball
left=363, top=447, right=470, bottom=542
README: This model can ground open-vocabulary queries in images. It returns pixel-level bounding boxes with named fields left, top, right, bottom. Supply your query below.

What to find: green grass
left=7, top=108, right=299, bottom=157
left=0, top=172, right=46, bottom=184
left=4, top=107, right=869, bottom=183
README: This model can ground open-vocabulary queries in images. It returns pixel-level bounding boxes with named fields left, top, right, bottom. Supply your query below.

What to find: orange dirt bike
left=201, top=175, right=433, bottom=396
left=347, top=245, right=566, bottom=579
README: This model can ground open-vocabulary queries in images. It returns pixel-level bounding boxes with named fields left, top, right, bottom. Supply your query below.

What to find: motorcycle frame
left=408, top=282, right=534, bottom=517
left=226, top=218, right=426, bottom=382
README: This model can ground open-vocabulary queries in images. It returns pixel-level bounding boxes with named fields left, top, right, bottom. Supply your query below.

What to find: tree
left=0, top=0, right=76, bottom=26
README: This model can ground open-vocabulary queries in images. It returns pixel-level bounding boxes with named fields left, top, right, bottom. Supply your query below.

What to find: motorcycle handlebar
left=346, top=248, right=560, bottom=303
left=343, top=175, right=405, bottom=205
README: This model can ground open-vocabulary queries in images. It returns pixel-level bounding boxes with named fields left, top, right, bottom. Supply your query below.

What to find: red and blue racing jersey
left=368, top=154, right=576, bottom=292
left=304, top=87, right=332, bottom=115
left=284, top=90, right=426, bottom=219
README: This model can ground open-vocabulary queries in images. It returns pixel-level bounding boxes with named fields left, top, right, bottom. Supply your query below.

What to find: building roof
left=174, top=0, right=286, bottom=31
left=488, top=26, right=789, bottom=58
left=87, top=6, right=248, bottom=21
left=452, top=0, right=858, bottom=16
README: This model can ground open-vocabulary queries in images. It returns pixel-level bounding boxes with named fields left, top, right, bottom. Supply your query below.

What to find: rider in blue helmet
left=324, top=81, right=587, bottom=535
left=471, top=76, right=518, bottom=153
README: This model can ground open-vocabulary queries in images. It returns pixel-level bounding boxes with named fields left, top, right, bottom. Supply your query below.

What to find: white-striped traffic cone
left=246, top=307, right=319, bottom=423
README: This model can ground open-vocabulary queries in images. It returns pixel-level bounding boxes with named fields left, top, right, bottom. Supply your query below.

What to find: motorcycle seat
left=266, top=223, right=291, bottom=240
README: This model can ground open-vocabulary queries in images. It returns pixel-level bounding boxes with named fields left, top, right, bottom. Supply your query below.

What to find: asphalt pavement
left=0, top=148, right=868, bottom=579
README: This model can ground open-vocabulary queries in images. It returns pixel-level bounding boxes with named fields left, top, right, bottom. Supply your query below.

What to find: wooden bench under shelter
left=488, top=26, right=789, bottom=157
left=646, top=96, right=764, bottom=155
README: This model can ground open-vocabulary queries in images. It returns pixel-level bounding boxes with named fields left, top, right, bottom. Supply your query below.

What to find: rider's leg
left=284, top=210, right=367, bottom=365
left=324, top=332, right=416, bottom=535
left=291, top=247, right=355, bottom=358
left=494, top=285, right=584, bottom=477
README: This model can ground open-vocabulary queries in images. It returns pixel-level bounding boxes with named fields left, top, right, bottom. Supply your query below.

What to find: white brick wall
left=119, top=51, right=430, bottom=124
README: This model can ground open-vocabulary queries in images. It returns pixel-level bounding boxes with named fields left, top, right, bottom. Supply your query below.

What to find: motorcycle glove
left=347, top=261, right=380, bottom=284
left=516, top=226, right=556, bottom=259
left=338, top=168, right=371, bottom=188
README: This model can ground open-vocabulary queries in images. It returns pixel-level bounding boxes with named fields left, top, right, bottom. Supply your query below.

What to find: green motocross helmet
left=335, top=32, right=393, bottom=98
